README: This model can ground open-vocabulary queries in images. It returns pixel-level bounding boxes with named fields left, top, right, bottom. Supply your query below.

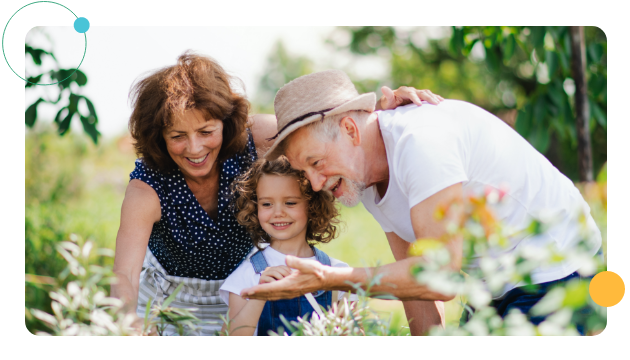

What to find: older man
left=243, top=70, right=602, bottom=335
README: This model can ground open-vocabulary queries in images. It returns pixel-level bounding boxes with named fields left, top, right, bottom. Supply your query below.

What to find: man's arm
left=385, top=232, right=445, bottom=335
left=241, top=184, right=463, bottom=302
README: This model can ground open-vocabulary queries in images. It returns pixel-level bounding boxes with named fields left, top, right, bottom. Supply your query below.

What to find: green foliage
left=332, top=26, right=606, bottom=181
left=27, top=236, right=203, bottom=336
left=25, top=41, right=100, bottom=144
left=253, top=40, right=314, bottom=113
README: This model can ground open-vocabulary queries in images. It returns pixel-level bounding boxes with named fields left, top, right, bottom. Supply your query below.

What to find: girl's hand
left=377, top=86, right=445, bottom=110
left=259, top=265, right=292, bottom=284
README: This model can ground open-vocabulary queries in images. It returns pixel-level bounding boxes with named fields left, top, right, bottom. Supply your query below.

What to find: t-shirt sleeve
left=395, top=127, right=469, bottom=209
left=219, top=261, right=259, bottom=306
left=329, top=258, right=359, bottom=302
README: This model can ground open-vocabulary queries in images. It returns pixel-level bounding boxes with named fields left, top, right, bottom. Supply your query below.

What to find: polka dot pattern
left=129, top=131, right=257, bottom=280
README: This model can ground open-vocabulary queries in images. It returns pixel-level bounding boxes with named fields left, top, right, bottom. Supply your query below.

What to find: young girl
left=219, top=157, right=356, bottom=336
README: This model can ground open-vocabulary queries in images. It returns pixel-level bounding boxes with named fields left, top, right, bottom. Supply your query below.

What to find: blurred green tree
left=253, top=40, right=314, bottom=113
left=25, top=41, right=100, bottom=144
left=330, top=26, right=606, bottom=181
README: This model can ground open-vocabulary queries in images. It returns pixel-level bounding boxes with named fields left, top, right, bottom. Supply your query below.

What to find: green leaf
left=562, top=280, right=589, bottom=309
left=54, top=107, right=66, bottom=124
left=515, top=104, right=532, bottom=136
left=162, top=283, right=185, bottom=308
left=546, top=51, right=559, bottom=78
left=485, top=46, right=500, bottom=73
left=79, top=115, right=101, bottom=144
left=530, top=27, right=546, bottom=61
left=597, top=163, right=607, bottom=183
left=587, top=43, right=604, bottom=64
left=531, top=287, right=565, bottom=316
left=25, top=98, right=44, bottom=127
left=503, top=33, right=516, bottom=62
left=74, top=70, right=88, bottom=86
left=25, top=74, right=43, bottom=88
left=58, top=110, right=74, bottom=135
left=590, top=99, right=606, bottom=129
left=533, top=96, right=546, bottom=126
left=82, top=96, right=99, bottom=124
left=547, top=80, right=564, bottom=108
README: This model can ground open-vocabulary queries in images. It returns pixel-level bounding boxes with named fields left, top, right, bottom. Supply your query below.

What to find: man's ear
left=340, top=116, right=361, bottom=146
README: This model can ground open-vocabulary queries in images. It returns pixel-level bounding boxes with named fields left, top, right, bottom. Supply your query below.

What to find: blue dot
left=74, top=17, right=90, bottom=33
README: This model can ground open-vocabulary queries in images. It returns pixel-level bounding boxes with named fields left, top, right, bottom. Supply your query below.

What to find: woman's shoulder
left=128, top=158, right=170, bottom=201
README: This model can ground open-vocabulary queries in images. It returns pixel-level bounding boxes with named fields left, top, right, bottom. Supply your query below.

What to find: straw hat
left=264, top=70, right=376, bottom=160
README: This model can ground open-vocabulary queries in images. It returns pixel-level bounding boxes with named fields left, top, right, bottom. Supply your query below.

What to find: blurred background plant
left=25, top=26, right=607, bottom=335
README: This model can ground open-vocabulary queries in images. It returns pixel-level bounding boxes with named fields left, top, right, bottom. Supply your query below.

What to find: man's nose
left=306, top=170, right=326, bottom=192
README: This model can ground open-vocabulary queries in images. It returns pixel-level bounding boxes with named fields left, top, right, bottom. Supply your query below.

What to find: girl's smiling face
left=256, top=174, right=308, bottom=244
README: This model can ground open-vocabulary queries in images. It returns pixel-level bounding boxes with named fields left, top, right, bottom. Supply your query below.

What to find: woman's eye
left=171, top=135, right=181, bottom=140
left=313, top=160, right=320, bottom=167
left=202, top=131, right=213, bottom=135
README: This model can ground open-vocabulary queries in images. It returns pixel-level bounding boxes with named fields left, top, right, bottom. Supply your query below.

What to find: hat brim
left=264, top=92, right=377, bottom=161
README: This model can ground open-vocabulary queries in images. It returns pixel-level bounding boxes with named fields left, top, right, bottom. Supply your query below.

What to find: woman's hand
left=377, top=86, right=445, bottom=110
left=259, top=265, right=293, bottom=284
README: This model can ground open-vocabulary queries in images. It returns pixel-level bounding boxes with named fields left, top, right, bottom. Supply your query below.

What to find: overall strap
left=311, top=247, right=331, bottom=266
left=249, top=250, right=269, bottom=274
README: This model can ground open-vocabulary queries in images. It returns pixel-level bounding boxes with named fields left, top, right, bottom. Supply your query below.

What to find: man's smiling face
left=284, top=121, right=367, bottom=207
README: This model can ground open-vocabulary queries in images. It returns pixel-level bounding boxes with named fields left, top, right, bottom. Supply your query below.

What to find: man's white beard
left=324, top=176, right=366, bottom=207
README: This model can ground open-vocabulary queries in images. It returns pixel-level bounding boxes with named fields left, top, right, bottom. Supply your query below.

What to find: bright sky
left=26, top=26, right=390, bottom=137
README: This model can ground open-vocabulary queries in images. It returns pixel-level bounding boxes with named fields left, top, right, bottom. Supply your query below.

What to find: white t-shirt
left=219, top=246, right=358, bottom=335
left=362, top=100, right=602, bottom=297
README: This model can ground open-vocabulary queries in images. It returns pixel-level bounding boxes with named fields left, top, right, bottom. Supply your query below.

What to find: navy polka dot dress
left=129, top=131, right=257, bottom=280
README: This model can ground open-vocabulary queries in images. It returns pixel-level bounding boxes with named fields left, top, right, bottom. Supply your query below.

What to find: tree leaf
left=587, top=43, right=604, bottom=64
left=79, top=115, right=101, bottom=144
left=503, top=33, right=516, bottom=62
left=25, top=74, right=43, bottom=88
left=74, top=70, right=88, bottom=86
left=82, top=96, right=99, bottom=123
left=515, top=104, right=532, bottom=136
left=546, top=51, right=559, bottom=78
left=58, top=110, right=74, bottom=135
left=485, top=46, right=500, bottom=73
left=590, top=98, right=606, bottom=129
left=25, top=98, right=44, bottom=127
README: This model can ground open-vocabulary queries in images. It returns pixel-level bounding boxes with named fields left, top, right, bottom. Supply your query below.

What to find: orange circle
left=589, top=271, right=625, bottom=307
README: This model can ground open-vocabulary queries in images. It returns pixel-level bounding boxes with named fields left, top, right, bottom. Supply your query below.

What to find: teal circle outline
left=2, top=1, right=87, bottom=86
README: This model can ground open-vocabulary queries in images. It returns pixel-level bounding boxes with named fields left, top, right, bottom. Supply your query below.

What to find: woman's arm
left=111, top=179, right=161, bottom=313
left=225, top=293, right=266, bottom=336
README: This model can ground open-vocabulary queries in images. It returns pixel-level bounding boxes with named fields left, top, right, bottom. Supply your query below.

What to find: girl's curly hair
left=231, top=156, right=340, bottom=250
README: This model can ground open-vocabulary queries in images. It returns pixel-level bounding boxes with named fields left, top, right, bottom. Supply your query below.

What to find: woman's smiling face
left=163, top=108, right=223, bottom=180
left=256, top=174, right=308, bottom=244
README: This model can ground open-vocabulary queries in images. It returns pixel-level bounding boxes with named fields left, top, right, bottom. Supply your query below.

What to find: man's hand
left=377, top=86, right=444, bottom=110
left=242, top=256, right=328, bottom=300
left=259, top=265, right=292, bottom=284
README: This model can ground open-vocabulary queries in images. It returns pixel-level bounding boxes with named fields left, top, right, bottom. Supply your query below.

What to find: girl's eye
left=261, top=203, right=271, bottom=207
left=286, top=202, right=297, bottom=206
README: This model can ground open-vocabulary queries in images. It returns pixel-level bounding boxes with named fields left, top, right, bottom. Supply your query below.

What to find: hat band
left=266, top=107, right=334, bottom=141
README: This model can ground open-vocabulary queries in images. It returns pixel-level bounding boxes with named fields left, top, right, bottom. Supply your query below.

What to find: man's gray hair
left=304, top=110, right=372, bottom=143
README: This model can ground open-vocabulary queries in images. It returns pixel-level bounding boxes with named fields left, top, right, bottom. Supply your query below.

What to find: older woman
left=111, top=52, right=442, bottom=335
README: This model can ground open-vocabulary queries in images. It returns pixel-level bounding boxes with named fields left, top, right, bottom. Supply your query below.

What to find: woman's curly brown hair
left=232, top=157, right=341, bottom=250
left=128, top=51, right=250, bottom=172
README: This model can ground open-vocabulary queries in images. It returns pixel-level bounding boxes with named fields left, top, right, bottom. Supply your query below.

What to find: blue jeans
left=461, top=271, right=594, bottom=335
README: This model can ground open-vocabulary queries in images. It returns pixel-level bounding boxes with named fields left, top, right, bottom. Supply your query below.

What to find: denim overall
left=250, top=247, right=332, bottom=336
